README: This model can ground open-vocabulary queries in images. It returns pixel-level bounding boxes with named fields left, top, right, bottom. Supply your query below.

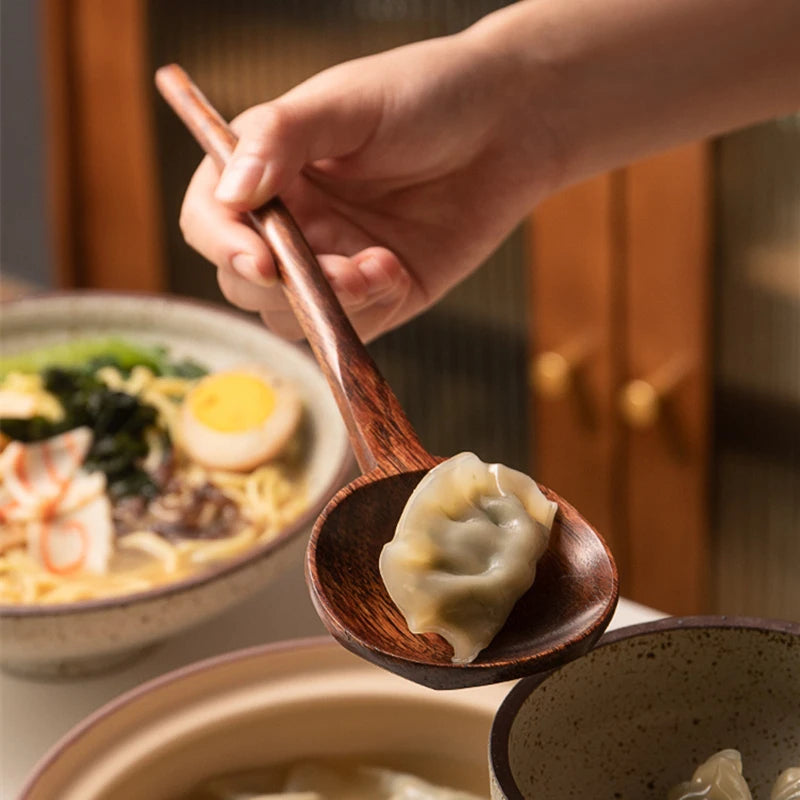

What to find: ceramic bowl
left=19, top=636, right=509, bottom=799
left=490, top=616, right=800, bottom=799
left=0, top=292, right=351, bottom=677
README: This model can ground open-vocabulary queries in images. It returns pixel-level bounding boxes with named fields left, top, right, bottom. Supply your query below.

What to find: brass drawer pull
left=530, top=337, right=595, bottom=400
left=619, top=357, right=692, bottom=430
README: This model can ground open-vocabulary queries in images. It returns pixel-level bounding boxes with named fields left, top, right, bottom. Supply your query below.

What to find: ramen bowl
left=19, top=636, right=508, bottom=799
left=0, top=292, right=351, bottom=677
left=490, top=616, right=800, bottom=799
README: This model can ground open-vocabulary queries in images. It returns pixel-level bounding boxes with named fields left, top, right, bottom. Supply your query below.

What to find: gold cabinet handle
left=619, top=357, right=692, bottom=430
left=530, top=337, right=594, bottom=400
left=531, top=351, right=572, bottom=399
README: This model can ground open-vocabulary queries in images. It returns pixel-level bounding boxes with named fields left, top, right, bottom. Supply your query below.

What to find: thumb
left=213, top=66, right=383, bottom=210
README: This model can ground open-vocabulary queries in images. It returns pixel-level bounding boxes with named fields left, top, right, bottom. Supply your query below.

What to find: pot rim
left=17, top=635, right=337, bottom=798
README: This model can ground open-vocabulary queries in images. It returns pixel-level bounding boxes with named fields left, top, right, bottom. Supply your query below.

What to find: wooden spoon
left=155, top=64, right=619, bottom=690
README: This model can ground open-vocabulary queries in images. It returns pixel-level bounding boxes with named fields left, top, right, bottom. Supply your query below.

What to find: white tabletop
left=0, top=557, right=665, bottom=799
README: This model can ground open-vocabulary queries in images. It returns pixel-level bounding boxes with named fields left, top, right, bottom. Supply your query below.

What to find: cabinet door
left=623, top=143, right=711, bottom=615
left=43, top=0, right=165, bottom=290
left=529, top=173, right=627, bottom=578
left=529, top=145, right=712, bottom=613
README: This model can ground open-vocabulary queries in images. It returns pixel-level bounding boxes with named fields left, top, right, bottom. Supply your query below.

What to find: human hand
left=179, top=24, right=560, bottom=341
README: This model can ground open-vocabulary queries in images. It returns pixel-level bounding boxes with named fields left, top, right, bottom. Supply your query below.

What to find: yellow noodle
left=0, top=364, right=308, bottom=605
left=118, top=531, right=182, bottom=574
left=95, top=365, right=126, bottom=391
left=179, top=524, right=261, bottom=565
left=0, top=372, right=63, bottom=421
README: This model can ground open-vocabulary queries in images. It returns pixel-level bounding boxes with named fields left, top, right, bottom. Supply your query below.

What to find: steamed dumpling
left=379, top=451, right=557, bottom=663
left=283, top=761, right=482, bottom=799
left=772, top=766, right=800, bottom=800
left=668, top=750, right=753, bottom=800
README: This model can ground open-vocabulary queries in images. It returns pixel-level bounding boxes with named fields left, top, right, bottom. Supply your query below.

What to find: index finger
left=180, top=155, right=277, bottom=287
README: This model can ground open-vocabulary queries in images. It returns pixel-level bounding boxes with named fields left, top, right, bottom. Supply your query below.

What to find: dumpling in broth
left=772, top=767, right=800, bottom=800
left=668, top=750, right=753, bottom=800
left=379, top=451, right=557, bottom=664
left=283, top=761, right=482, bottom=799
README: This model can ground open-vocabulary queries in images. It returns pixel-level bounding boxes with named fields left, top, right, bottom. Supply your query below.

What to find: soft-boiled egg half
left=179, top=366, right=303, bottom=472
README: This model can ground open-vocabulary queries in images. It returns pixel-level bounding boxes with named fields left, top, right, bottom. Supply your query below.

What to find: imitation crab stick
left=0, top=428, right=93, bottom=518
left=0, top=427, right=113, bottom=575
left=28, top=492, right=113, bottom=575
left=39, top=519, right=89, bottom=575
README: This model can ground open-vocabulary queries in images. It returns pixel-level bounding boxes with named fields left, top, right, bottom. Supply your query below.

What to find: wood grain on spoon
left=155, top=64, right=619, bottom=689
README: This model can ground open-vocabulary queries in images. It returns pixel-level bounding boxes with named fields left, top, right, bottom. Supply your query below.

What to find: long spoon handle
left=155, top=64, right=431, bottom=475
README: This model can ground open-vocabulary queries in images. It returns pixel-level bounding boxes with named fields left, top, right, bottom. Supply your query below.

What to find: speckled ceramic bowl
left=490, top=616, right=800, bottom=799
left=19, top=637, right=509, bottom=799
left=0, top=292, right=352, bottom=677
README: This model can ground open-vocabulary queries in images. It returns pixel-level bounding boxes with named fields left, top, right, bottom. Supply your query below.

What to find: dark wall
left=1, top=0, right=53, bottom=287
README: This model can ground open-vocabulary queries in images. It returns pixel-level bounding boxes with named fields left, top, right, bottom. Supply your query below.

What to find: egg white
left=179, top=366, right=303, bottom=472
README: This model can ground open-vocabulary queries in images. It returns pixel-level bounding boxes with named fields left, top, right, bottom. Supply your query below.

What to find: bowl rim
left=488, top=614, right=800, bottom=800
left=0, top=290, right=354, bottom=618
left=16, top=635, right=336, bottom=799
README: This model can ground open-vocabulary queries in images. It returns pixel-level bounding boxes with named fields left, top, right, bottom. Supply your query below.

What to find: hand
left=179, top=26, right=560, bottom=341
left=180, top=0, right=800, bottom=342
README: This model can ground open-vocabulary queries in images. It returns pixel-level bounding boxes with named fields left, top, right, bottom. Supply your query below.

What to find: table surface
left=0, top=555, right=665, bottom=799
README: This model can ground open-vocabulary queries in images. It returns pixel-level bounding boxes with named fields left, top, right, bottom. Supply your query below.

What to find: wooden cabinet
left=529, top=144, right=712, bottom=615
left=43, top=0, right=164, bottom=291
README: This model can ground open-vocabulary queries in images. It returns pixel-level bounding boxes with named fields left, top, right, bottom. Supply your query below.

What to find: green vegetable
left=0, top=337, right=207, bottom=379
left=0, top=337, right=163, bottom=378
left=163, top=359, right=208, bottom=379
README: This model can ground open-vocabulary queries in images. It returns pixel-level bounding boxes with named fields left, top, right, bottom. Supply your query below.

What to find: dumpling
left=283, top=760, right=483, bottom=799
left=772, top=766, right=800, bottom=800
left=212, top=794, right=320, bottom=800
left=379, top=451, right=557, bottom=664
left=668, top=750, right=753, bottom=800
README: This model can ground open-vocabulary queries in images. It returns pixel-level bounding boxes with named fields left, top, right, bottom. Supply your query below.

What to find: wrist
left=460, top=2, right=573, bottom=202
left=466, top=0, right=800, bottom=195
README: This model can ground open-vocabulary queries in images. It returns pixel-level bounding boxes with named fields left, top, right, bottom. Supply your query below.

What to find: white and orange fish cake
left=0, top=427, right=112, bottom=575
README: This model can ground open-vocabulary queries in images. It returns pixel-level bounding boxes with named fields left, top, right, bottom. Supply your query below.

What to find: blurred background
left=2, top=0, right=798, bottom=620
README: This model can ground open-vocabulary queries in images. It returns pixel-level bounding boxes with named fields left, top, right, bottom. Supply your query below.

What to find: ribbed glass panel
left=147, top=1, right=531, bottom=470
left=713, top=115, right=800, bottom=619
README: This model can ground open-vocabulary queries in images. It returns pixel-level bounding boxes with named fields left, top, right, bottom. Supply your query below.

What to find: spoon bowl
left=309, top=470, right=617, bottom=689
left=156, top=64, right=619, bottom=690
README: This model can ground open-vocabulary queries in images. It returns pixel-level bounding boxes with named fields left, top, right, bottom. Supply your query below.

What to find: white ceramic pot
left=19, top=637, right=510, bottom=799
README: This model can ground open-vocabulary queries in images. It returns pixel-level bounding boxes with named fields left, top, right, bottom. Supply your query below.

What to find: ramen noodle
left=0, top=341, right=308, bottom=604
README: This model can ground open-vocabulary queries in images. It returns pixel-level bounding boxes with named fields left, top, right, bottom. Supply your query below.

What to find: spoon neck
left=337, top=367, right=432, bottom=475
left=309, top=325, right=431, bottom=474
left=258, top=203, right=430, bottom=475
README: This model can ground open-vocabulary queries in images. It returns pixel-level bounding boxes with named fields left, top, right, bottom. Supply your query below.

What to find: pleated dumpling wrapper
left=283, top=760, right=483, bottom=799
left=379, top=451, right=557, bottom=664
left=668, top=750, right=753, bottom=800
left=771, top=766, right=800, bottom=800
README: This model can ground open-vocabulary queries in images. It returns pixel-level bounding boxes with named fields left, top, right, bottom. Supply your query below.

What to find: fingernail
left=231, top=253, right=276, bottom=287
left=215, top=155, right=266, bottom=203
left=358, top=257, right=396, bottom=295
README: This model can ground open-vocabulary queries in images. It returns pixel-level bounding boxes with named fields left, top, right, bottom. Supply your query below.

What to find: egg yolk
left=188, top=373, right=276, bottom=432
